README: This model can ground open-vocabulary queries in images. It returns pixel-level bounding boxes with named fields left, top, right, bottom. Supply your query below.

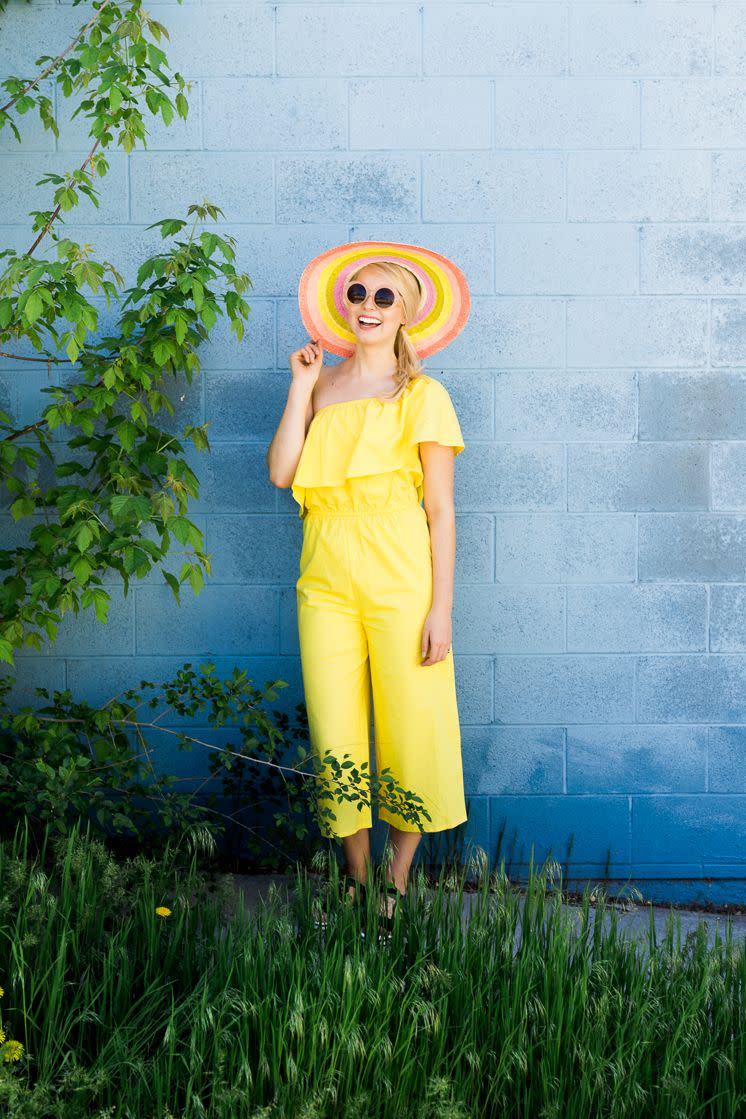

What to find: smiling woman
left=267, top=239, right=471, bottom=935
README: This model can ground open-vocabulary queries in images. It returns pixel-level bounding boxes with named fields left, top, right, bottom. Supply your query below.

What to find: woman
left=266, top=241, right=471, bottom=936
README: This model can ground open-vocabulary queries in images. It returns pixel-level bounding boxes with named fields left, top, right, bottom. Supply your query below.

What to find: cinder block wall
left=3, top=0, right=746, bottom=899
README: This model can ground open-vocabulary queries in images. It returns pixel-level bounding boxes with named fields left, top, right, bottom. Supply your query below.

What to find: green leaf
left=168, top=515, right=191, bottom=545
left=191, top=279, right=204, bottom=311
left=117, top=420, right=138, bottom=452
left=10, top=496, right=35, bottom=521
left=24, top=292, right=43, bottom=323
left=76, top=523, right=93, bottom=553
left=72, top=555, right=92, bottom=585
left=163, top=571, right=181, bottom=603
left=66, top=335, right=79, bottom=363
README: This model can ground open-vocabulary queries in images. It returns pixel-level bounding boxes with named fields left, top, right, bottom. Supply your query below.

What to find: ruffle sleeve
left=404, top=376, right=465, bottom=456
left=290, top=376, right=464, bottom=519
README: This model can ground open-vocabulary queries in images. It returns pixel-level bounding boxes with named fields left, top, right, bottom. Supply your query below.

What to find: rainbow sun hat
left=298, top=240, right=471, bottom=359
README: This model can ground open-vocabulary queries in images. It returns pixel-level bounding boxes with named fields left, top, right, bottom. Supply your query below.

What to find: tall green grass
left=1, top=817, right=745, bottom=1118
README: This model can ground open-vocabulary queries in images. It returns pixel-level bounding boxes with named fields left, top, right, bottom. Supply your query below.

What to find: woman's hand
left=289, top=337, right=324, bottom=392
left=420, top=605, right=453, bottom=666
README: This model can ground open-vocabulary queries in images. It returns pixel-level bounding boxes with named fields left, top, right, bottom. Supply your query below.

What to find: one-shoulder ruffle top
left=290, top=374, right=465, bottom=520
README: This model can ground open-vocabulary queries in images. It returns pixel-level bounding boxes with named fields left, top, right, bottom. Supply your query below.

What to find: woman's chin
left=352, top=329, right=391, bottom=346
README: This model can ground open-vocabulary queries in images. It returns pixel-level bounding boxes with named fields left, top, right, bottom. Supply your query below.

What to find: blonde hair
left=345, top=260, right=424, bottom=402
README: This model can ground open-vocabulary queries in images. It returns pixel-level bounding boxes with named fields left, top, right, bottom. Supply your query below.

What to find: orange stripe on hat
left=298, top=240, right=470, bottom=359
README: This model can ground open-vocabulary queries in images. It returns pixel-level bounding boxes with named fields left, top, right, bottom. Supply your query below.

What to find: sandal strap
left=340, top=873, right=367, bottom=899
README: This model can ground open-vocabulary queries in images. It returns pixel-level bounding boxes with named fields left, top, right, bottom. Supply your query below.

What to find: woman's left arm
left=419, top=442, right=457, bottom=666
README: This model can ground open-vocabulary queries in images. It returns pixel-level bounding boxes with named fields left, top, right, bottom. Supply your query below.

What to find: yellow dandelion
left=155, top=906, right=172, bottom=918
left=2, top=1040, right=23, bottom=1063
left=0, top=1030, right=5, bottom=1045
left=0, top=987, right=4, bottom=997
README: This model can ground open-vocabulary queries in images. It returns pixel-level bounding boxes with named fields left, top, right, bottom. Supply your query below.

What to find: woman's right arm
left=266, top=338, right=324, bottom=488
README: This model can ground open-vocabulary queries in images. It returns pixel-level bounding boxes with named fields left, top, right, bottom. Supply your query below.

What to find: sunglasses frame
left=345, top=282, right=399, bottom=310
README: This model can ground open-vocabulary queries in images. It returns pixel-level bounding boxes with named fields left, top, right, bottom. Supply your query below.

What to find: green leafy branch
left=0, top=203, right=252, bottom=668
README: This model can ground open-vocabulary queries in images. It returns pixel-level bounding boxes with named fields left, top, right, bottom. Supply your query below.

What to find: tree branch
left=0, top=0, right=114, bottom=115
left=26, top=136, right=102, bottom=256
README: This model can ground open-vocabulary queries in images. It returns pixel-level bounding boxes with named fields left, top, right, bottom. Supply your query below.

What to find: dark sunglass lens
left=347, top=283, right=366, bottom=304
left=375, top=287, right=396, bottom=308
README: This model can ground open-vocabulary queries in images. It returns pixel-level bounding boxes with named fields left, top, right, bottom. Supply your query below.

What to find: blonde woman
left=267, top=242, right=470, bottom=938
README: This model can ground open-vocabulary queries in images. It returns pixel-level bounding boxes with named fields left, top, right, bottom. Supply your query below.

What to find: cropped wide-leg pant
left=295, top=491, right=468, bottom=839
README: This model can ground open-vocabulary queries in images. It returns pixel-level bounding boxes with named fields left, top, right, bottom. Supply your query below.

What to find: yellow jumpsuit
left=292, top=373, right=468, bottom=838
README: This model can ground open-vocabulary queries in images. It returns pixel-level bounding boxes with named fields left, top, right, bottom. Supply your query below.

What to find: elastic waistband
left=304, top=502, right=422, bottom=519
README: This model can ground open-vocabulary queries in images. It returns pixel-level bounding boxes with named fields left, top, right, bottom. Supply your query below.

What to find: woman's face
left=343, top=265, right=406, bottom=349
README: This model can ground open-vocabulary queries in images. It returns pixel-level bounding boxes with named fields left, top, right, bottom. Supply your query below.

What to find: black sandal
left=378, top=882, right=405, bottom=942
left=314, top=873, right=367, bottom=932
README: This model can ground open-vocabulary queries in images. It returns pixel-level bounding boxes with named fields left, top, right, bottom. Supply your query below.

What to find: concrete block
left=277, top=155, right=419, bottom=223
left=276, top=4, right=420, bottom=76
left=204, top=514, right=299, bottom=583
left=632, top=795, right=746, bottom=862
left=710, top=585, right=746, bottom=652
left=455, top=583, right=565, bottom=654
left=146, top=3, right=273, bottom=77
left=490, top=794, right=631, bottom=874
left=567, top=584, right=707, bottom=652
left=458, top=442, right=564, bottom=512
left=204, top=78, right=347, bottom=150
left=567, top=297, right=707, bottom=367
left=568, top=151, right=709, bottom=221
left=643, top=78, right=746, bottom=148
left=0, top=659, right=65, bottom=711
left=425, top=3, right=566, bottom=76
left=715, top=3, right=746, bottom=76
left=709, top=726, right=746, bottom=791
left=640, top=370, right=746, bottom=440
left=424, top=151, right=564, bottom=221
left=641, top=224, right=746, bottom=294
left=713, top=153, right=746, bottom=220
left=135, top=584, right=277, bottom=654
left=639, top=514, right=746, bottom=582
left=637, top=654, right=746, bottom=722
left=568, top=725, right=707, bottom=793
left=2, top=152, right=128, bottom=224
left=13, top=584, right=135, bottom=657
left=438, top=296, right=565, bottom=369
left=712, top=299, right=746, bottom=366
left=198, top=299, right=274, bottom=371
left=495, top=223, right=637, bottom=294
left=494, top=76, right=637, bottom=148
left=712, top=442, right=746, bottom=510
left=570, top=5, right=710, bottom=76
left=568, top=442, right=709, bottom=510
left=130, top=151, right=273, bottom=223
left=350, top=78, right=492, bottom=149
left=494, top=370, right=636, bottom=441
left=187, top=443, right=277, bottom=514
left=494, top=654, right=635, bottom=723
left=462, top=725, right=564, bottom=794
left=494, top=513, right=636, bottom=583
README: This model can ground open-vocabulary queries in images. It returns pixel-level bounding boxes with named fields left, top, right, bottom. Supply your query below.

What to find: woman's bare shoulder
left=310, top=361, right=350, bottom=416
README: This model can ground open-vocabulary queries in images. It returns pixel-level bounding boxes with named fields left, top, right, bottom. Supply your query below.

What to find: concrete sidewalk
left=225, top=873, right=746, bottom=958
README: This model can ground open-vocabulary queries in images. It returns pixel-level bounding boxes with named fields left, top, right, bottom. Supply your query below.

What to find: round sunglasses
left=345, top=282, right=398, bottom=309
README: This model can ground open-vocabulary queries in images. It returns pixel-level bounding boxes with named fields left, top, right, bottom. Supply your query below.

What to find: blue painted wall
left=3, top=0, right=746, bottom=901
